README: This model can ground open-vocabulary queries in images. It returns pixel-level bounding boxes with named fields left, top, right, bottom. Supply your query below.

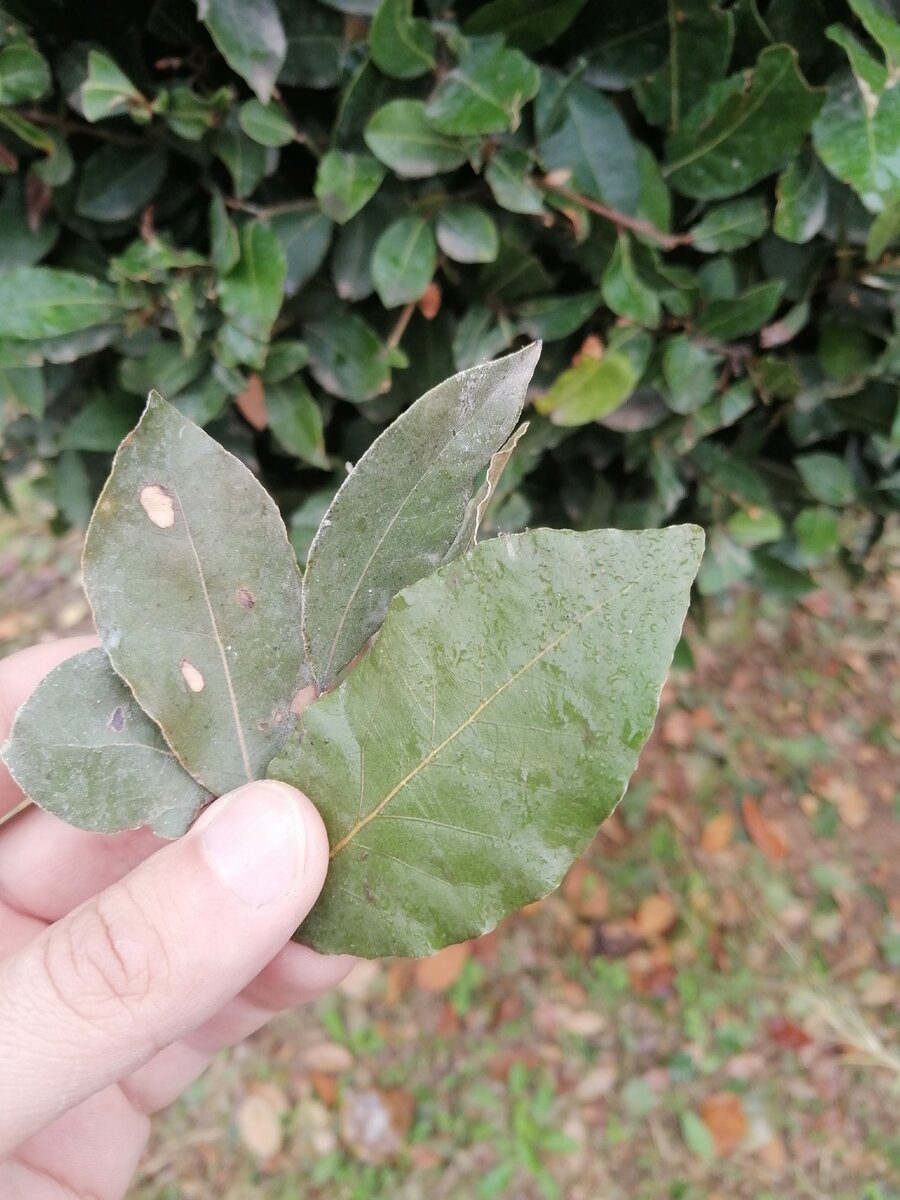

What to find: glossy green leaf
left=209, top=194, right=241, bottom=273
left=218, top=222, right=287, bottom=352
left=369, top=0, right=435, bottom=79
left=0, top=41, right=50, bottom=104
left=305, top=312, right=391, bottom=401
left=371, top=215, right=437, bottom=307
left=452, top=304, right=516, bottom=370
left=75, top=147, right=168, bottom=223
left=847, top=0, right=900, bottom=72
left=266, top=377, right=329, bottom=468
left=62, top=391, right=144, bottom=451
left=794, top=452, right=857, bottom=505
left=83, top=393, right=306, bottom=796
left=0, top=268, right=121, bottom=339
left=271, top=208, right=333, bottom=295
left=867, top=198, right=900, bottom=260
left=727, top=507, right=784, bottom=547
left=436, top=204, right=499, bottom=264
left=580, top=1, right=668, bottom=90
left=270, top=525, right=703, bottom=956
left=80, top=50, right=146, bottom=122
left=425, top=39, right=540, bottom=135
left=0, top=365, right=45, bottom=417
left=794, top=505, right=841, bottom=559
left=697, top=280, right=785, bottom=340
left=484, top=147, right=546, bottom=215
left=314, top=150, right=386, bottom=224
left=774, top=149, right=828, bottom=243
left=666, top=46, right=823, bottom=199
left=1, top=649, right=210, bottom=837
left=662, top=336, right=720, bottom=414
left=302, top=343, right=540, bottom=690
left=197, top=0, right=286, bottom=102
left=540, top=81, right=640, bottom=213
left=264, top=339, right=310, bottom=383
left=515, top=292, right=600, bottom=341
left=365, top=99, right=468, bottom=178
left=213, top=111, right=268, bottom=197
left=601, top=235, right=661, bottom=328
left=163, top=84, right=231, bottom=140
left=690, top=196, right=770, bottom=252
left=238, top=98, right=295, bottom=147
left=463, top=0, right=587, bottom=53
left=534, top=354, right=637, bottom=426
left=278, top=0, right=343, bottom=88
left=635, top=0, right=735, bottom=132
left=813, top=63, right=900, bottom=213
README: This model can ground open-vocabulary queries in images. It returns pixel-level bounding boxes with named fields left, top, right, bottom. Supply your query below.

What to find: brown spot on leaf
left=139, top=484, right=176, bottom=528
left=180, top=659, right=205, bottom=692
left=108, top=706, right=126, bottom=732
left=235, top=373, right=268, bottom=430
left=236, top=586, right=255, bottom=610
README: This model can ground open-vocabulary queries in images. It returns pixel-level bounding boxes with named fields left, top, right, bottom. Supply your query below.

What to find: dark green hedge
left=1, top=0, right=898, bottom=595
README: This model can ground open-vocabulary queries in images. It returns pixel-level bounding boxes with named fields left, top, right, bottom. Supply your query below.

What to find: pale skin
left=0, top=636, right=355, bottom=1199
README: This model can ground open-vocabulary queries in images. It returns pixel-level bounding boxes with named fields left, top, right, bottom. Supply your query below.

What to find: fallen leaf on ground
left=235, top=372, right=267, bottom=430
left=768, top=1017, right=812, bottom=1050
left=701, top=812, right=735, bottom=853
left=860, top=974, right=897, bottom=1007
left=340, top=1088, right=414, bottom=1164
left=757, top=1132, right=788, bottom=1172
left=414, top=941, right=470, bottom=992
left=636, top=893, right=678, bottom=939
left=236, top=1089, right=287, bottom=1159
left=302, top=1042, right=354, bottom=1073
left=701, top=1091, right=748, bottom=1155
left=820, top=777, right=869, bottom=829
left=310, top=1072, right=339, bottom=1107
left=742, top=796, right=787, bottom=861
left=662, top=709, right=693, bottom=748
left=574, top=1063, right=618, bottom=1103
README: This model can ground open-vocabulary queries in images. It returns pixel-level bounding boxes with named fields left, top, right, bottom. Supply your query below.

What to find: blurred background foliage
left=0, top=0, right=898, bottom=596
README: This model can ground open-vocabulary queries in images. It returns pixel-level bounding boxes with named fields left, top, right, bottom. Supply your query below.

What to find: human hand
left=0, top=637, right=354, bottom=1198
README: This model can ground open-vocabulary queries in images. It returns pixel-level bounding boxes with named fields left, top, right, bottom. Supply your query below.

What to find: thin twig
left=386, top=301, right=416, bottom=350
left=541, top=179, right=693, bottom=250
left=225, top=196, right=317, bottom=220
left=20, top=108, right=147, bottom=148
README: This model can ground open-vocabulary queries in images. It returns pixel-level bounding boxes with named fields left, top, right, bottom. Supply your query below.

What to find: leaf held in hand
left=271, top=525, right=704, bottom=957
left=1, top=648, right=210, bottom=836
left=83, top=392, right=306, bottom=796
left=302, top=343, right=540, bottom=691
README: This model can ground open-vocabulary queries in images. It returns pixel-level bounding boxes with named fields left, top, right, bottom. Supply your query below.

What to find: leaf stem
left=386, top=300, right=416, bottom=349
left=19, top=108, right=148, bottom=148
left=540, top=179, right=693, bottom=250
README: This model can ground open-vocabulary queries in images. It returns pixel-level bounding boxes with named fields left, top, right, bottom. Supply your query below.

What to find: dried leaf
left=636, top=893, right=678, bottom=939
left=340, top=1087, right=414, bottom=1163
left=701, top=811, right=735, bottom=853
left=2, top=648, right=209, bottom=836
left=742, top=795, right=787, bottom=861
left=302, top=344, right=540, bottom=690
left=302, top=1042, right=354, bottom=1073
left=235, top=372, right=268, bottom=430
left=83, top=392, right=306, bottom=797
left=271, top=525, right=704, bottom=956
left=700, top=1091, right=748, bottom=1156
left=236, top=1088, right=288, bottom=1159
left=414, top=941, right=471, bottom=992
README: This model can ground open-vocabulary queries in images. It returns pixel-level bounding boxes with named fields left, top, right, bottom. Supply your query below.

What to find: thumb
left=0, top=780, right=329, bottom=1153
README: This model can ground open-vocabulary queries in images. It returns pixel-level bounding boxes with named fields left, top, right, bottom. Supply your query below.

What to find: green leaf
left=277, top=0, right=343, bottom=88
left=436, top=204, right=499, bottom=263
left=213, top=111, right=269, bottom=197
left=794, top=452, right=857, bottom=505
left=515, top=292, right=600, bottom=341
left=425, top=39, right=540, bottom=136
left=666, top=46, right=824, bottom=200
left=867, top=197, right=900, bottom=260
left=540, top=80, right=640, bottom=213
left=452, top=303, right=516, bottom=370
left=305, top=312, right=391, bottom=401
left=197, top=0, right=286, bottom=102
left=847, top=0, right=900, bottom=72
left=662, top=336, right=720, bottom=414
left=302, top=343, right=539, bottom=689
left=601, top=234, right=661, bottom=328
left=331, top=200, right=389, bottom=300
left=371, top=215, right=437, bottom=306
left=681, top=1112, right=716, bottom=1162
left=264, top=339, right=310, bottom=383
left=80, top=50, right=147, bottom=122
left=218, top=222, right=287, bottom=352
left=0, top=41, right=50, bottom=104
left=463, top=0, right=587, bottom=53
left=0, top=268, right=121, bottom=339
left=163, top=84, right=232, bottom=140
left=270, top=524, right=703, bottom=956
left=0, top=365, right=45, bottom=417
left=238, top=98, right=295, bottom=147
left=365, top=99, right=468, bottom=178
left=0, top=182, right=58, bottom=270
left=727, top=507, right=784, bottom=547
left=794, top=505, right=841, bottom=559
left=690, top=196, right=770, bottom=252
left=62, top=391, right=144, bottom=451
left=314, top=150, right=386, bottom=224
left=210, top=194, right=241, bottom=274
left=369, top=0, right=435, bottom=79
left=1, top=649, right=210, bottom=837
left=271, top=208, right=333, bottom=295
left=634, top=0, right=735, bottom=132
left=484, top=147, right=546, bottom=215
left=534, top=354, right=637, bottom=426
left=774, top=149, right=828, bottom=243
left=580, top=1, right=668, bottom=89
left=266, top=377, right=329, bottom=468
left=75, top=147, right=168, bottom=222
left=83, top=393, right=306, bottom=796
left=697, top=280, right=785, bottom=340
left=813, top=64, right=900, bottom=213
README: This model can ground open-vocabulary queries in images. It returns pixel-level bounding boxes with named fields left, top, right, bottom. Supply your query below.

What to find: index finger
left=0, top=636, right=99, bottom=818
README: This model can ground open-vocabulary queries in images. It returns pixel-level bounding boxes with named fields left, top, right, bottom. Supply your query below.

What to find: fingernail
left=199, top=782, right=306, bottom=907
